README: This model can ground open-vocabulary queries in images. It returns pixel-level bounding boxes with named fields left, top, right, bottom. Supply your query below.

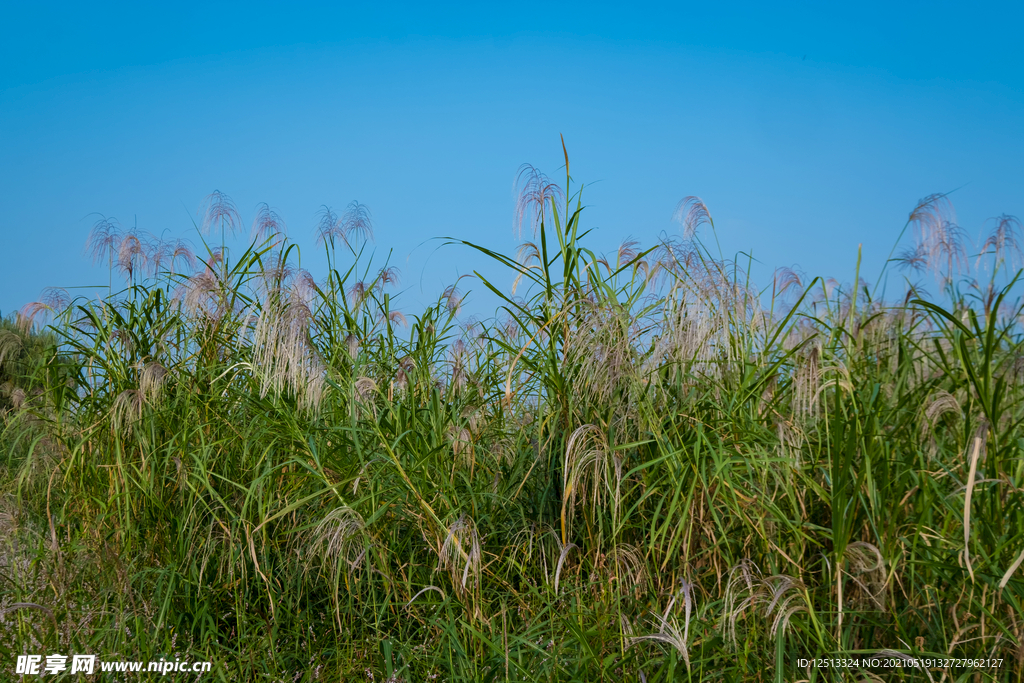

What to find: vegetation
left=2, top=152, right=1023, bottom=682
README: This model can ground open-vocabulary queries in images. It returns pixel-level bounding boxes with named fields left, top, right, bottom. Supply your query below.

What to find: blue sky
left=2, top=1, right=1022, bottom=319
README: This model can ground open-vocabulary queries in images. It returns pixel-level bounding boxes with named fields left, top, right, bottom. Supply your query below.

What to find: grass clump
left=2, top=153, right=1023, bottom=682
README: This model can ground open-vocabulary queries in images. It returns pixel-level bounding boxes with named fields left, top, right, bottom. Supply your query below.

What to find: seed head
left=513, top=165, right=563, bottom=238
left=673, top=196, right=713, bottom=239
left=251, top=203, right=287, bottom=241
left=200, top=190, right=241, bottom=237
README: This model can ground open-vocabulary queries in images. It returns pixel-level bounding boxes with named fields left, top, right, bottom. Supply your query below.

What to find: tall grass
left=2, top=156, right=1023, bottom=682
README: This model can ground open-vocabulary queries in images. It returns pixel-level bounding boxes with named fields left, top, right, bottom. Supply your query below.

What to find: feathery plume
left=511, top=241, right=543, bottom=295
left=607, top=544, right=648, bottom=593
left=447, top=425, right=473, bottom=468
left=10, top=386, right=27, bottom=410
left=256, top=255, right=295, bottom=295
left=111, top=388, right=144, bottom=435
left=146, top=240, right=173, bottom=276
left=442, top=285, right=463, bottom=315
left=314, top=206, right=340, bottom=245
left=353, top=376, right=377, bottom=404
left=41, top=288, right=71, bottom=313
left=251, top=288, right=325, bottom=413
left=251, top=202, right=287, bottom=241
left=922, top=390, right=962, bottom=440
left=86, top=216, right=122, bottom=266
left=116, top=229, right=151, bottom=281
left=843, top=542, right=887, bottom=610
left=348, top=281, right=368, bottom=307
left=345, top=334, right=360, bottom=361
left=393, top=357, right=415, bottom=394
left=315, top=202, right=374, bottom=247
left=673, top=196, right=713, bottom=239
left=908, top=193, right=966, bottom=281
left=17, top=302, right=52, bottom=332
left=377, top=266, right=400, bottom=287
left=560, top=424, right=616, bottom=544
left=550, top=529, right=577, bottom=596
left=439, top=515, right=482, bottom=595
left=617, top=238, right=640, bottom=266
left=792, top=343, right=821, bottom=419
left=139, top=362, right=168, bottom=407
left=200, top=190, right=241, bottom=237
left=895, top=244, right=928, bottom=272
left=169, top=240, right=198, bottom=275
left=340, top=201, right=373, bottom=245
left=723, top=560, right=808, bottom=646
left=628, top=601, right=691, bottom=668
left=0, top=331, right=24, bottom=371
left=179, top=269, right=222, bottom=320
left=513, top=165, right=563, bottom=238
left=980, top=214, right=1023, bottom=270
left=566, top=298, right=641, bottom=405
left=772, top=267, right=803, bottom=298
left=308, top=506, right=370, bottom=595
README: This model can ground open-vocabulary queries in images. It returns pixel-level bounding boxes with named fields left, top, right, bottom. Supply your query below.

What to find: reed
left=2, top=150, right=1022, bottom=682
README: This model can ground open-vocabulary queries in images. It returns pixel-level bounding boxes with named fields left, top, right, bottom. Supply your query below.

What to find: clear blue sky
left=2, top=1, right=1022, bottom=318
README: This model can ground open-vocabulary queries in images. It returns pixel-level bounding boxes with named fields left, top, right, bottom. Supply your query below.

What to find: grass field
left=2, top=159, right=1023, bottom=681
